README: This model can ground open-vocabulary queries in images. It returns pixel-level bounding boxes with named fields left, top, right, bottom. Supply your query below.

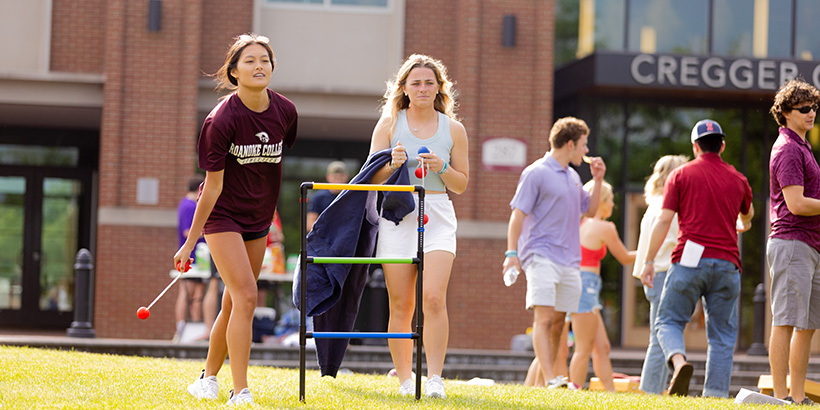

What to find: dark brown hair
left=770, top=78, right=820, bottom=126
left=214, top=33, right=275, bottom=93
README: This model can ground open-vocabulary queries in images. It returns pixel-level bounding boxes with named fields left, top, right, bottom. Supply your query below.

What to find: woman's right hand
left=173, top=244, right=195, bottom=272
left=389, top=142, right=407, bottom=169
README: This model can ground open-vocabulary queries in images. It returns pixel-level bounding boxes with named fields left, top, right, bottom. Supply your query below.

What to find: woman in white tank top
left=369, top=54, right=470, bottom=399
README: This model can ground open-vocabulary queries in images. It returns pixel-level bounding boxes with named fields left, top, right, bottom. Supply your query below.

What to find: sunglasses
left=794, top=104, right=819, bottom=114
left=238, top=34, right=269, bottom=44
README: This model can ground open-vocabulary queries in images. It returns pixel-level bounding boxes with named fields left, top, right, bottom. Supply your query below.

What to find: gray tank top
left=391, top=110, right=453, bottom=192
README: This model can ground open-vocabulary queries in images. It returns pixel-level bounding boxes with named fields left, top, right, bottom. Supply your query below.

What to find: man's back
left=662, top=152, right=752, bottom=269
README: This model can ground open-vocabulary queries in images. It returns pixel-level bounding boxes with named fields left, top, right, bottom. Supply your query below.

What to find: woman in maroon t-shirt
left=174, top=33, right=297, bottom=406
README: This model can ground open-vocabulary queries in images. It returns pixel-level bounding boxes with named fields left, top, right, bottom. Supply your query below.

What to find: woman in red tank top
left=567, top=180, right=636, bottom=391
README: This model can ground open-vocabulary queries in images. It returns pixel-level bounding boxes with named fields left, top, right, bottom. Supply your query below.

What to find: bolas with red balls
left=415, top=146, right=430, bottom=178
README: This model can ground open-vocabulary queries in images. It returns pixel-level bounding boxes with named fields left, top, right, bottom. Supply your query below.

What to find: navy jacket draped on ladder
left=293, top=148, right=415, bottom=376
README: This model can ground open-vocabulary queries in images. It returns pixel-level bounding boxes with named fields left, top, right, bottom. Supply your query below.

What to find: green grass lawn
left=0, top=345, right=784, bottom=409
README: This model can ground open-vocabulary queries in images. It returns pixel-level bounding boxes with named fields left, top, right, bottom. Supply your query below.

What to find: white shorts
left=524, top=254, right=581, bottom=312
left=376, top=193, right=457, bottom=257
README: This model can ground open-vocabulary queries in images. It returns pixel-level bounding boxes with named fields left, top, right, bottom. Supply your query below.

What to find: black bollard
left=747, top=283, right=767, bottom=356
left=67, top=248, right=96, bottom=338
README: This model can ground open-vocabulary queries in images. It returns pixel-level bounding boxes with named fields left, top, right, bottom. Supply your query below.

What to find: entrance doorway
left=0, top=141, right=94, bottom=328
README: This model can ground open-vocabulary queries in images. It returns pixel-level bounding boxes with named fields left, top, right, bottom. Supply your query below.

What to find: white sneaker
left=398, top=378, right=415, bottom=396
left=424, top=375, right=446, bottom=399
left=227, top=388, right=254, bottom=406
left=547, top=375, right=569, bottom=389
left=187, top=370, right=218, bottom=400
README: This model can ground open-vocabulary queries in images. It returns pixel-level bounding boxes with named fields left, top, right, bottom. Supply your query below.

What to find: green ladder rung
left=308, top=257, right=418, bottom=264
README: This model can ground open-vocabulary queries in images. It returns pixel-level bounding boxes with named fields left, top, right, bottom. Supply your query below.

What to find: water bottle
left=504, top=266, right=519, bottom=287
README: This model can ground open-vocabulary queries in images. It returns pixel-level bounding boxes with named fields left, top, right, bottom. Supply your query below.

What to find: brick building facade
left=1, top=0, right=557, bottom=350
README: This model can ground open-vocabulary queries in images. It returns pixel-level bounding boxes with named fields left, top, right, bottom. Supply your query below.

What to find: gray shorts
left=523, top=254, right=581, bottom=312
left=767, top=238, right=820, bottom=330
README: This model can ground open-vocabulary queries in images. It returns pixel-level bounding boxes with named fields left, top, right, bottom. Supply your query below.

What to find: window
left=713, top=0, right=794, bottom=58
left=712, top=0, right=754, bottom=56
left=592, top=0, right=626, bottom=53
left=627, top=0, right=709, bottom=54
left=555, top=0, right=580, bottom=66
left=765, top=0, right=793, bottom=58
left=795, top=0, right=820, bottom=60
left=0, top=145, right=79, bottom=167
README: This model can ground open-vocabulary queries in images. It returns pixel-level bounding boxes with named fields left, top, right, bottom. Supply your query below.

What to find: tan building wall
left=0, top=0, right=52, bottom=73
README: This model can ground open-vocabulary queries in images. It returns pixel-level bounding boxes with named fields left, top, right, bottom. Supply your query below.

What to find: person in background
left=258, top=210, right=284, bottom=308
left=177, top=33, right=298, bottom=406
left=174, top=175, right=214, bottom=342
left=640, top=119, right=753, bottom=397
left=306, top=161, right=350, bottom=232
left=633, top=154, right=688, bottom=395
left=567, top=180, right=635, bottom=391
left=369, top=54, right=469, bottom=399
left=504, top=116, right=606, bottom=389
left=523, top=320, right=570, bottom=387
left=766, top=78, right=820, bottom=405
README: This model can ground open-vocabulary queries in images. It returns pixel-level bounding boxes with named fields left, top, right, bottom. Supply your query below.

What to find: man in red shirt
left=639, top=119, right=754, bottom=398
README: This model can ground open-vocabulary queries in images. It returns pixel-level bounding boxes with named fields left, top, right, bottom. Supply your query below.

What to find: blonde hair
left=644, top=155, right=688, bottom=202
left=583, top=179, right=613, bottom=204
left=379, top=54, right=457, bottom=132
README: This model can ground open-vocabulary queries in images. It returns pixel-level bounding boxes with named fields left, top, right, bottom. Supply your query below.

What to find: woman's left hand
left=418, top=151, right=446, bottom=173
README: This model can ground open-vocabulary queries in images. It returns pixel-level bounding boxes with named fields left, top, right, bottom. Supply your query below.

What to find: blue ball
left=418, top=146, right=430, bottom=154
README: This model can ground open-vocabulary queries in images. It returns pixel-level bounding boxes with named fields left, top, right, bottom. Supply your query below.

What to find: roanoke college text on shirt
left=198, top=89, right=298, bottom=233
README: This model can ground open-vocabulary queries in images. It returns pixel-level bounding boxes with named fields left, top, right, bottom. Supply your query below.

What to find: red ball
left=424, top=214, right=429, bottom=225
left=137, top=306, right=150, bottom=320
left=414, top=167, right=426, bottom=178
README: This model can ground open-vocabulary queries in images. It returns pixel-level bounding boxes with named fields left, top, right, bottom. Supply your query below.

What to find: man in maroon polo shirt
left=639, top=119, right=754, bottom=397
left=767, top=78, right=820, bottom=406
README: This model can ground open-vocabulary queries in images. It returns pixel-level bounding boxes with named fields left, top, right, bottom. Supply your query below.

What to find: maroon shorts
left=203, top=215, right=269, bottom=241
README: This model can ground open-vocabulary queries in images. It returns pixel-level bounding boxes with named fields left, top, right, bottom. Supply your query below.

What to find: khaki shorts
left=376, top=193, right=457, bottom=257
left=523, top=254, right=581, bottom=312
left=767, top=238, right=820, bottom=330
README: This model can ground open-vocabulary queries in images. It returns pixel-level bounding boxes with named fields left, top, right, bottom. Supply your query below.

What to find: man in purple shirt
left=503, top=117, right=606, bottom=388
left=767, top=78, right=820, bottom=405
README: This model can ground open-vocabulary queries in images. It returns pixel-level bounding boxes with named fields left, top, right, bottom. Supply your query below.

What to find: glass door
left=0, top=177, right=25, bottom=311
left=0, top=168, right=90, bottom=328
left=39, top=178, right=81, bottom=313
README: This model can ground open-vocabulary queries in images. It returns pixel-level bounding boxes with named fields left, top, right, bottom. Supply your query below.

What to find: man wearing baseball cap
left=639, top=119, right=754, bottom=397
left=767, top=78, right=820, bottom=405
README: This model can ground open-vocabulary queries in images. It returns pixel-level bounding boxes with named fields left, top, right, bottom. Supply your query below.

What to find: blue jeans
left=577, top=270, right=603, bottom=313
left=655, top=259, right=740, bottom=398
left=639, top=270, right=668, bottom=395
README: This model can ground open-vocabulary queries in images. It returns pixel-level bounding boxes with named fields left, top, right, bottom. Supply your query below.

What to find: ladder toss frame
left=299, top=182, right=426, bottom=401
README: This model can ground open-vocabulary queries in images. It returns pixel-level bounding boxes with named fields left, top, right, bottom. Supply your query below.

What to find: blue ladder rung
left=308, top=331, right=416, bottom=339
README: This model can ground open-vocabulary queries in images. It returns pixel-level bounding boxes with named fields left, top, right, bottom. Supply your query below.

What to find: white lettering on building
left=629, top=54, right=820, bottom=90
left=701, top=57, right=725, bottom=88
